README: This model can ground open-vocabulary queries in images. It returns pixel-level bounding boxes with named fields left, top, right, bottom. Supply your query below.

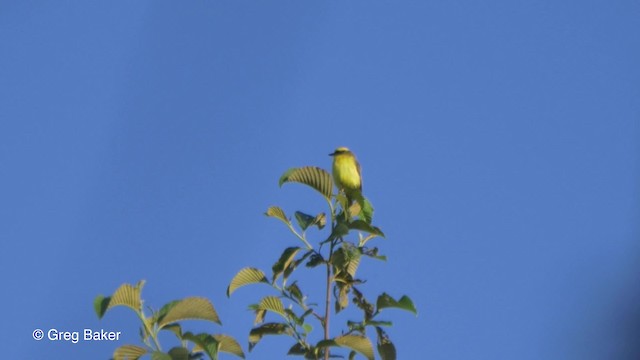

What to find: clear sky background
left=1, top=1, right=639, bottom=359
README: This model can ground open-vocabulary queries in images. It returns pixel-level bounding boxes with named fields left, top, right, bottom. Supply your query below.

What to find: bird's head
left=329, top=147, right=351, bottom=156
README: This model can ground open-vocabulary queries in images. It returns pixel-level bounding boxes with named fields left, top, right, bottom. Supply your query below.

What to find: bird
left=329, top=147, right=362, bottom=207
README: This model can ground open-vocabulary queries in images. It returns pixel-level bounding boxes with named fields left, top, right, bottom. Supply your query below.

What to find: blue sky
left=1, top=1, right=639, bottom=359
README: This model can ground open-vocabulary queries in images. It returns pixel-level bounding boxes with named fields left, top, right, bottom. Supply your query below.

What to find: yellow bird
left=329, top=147, right=362, bottom=205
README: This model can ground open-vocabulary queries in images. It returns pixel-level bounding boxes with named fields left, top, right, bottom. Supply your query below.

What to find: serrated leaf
left=254, top=309, right=266, bottom=325
left=213, top=334, right=246, bottom=359
left=183, top=332, right=220, bottom=360
left=113, top=344, right=148, bottom=360
left=249, top=323, right=289, bottom=351
left=347, top=257, right=361, bottom=278
left=142, top=316, right=155, bottom=341
left=167, top=347, right=190, bottom=360
left=95, top=280, right=145, bottom=319
left=279, top=166, right=333, bottom=201
left=272, top=247, right=302, bottom=283
left=376, top=293, right=418, bottom=315
left=376, top=327, right=397, bottom=360
left=348, top=220, right=385, bottom=238
left=336, top=335, right=375, bottom=360
left=258, top=296, right=285, bottom=317
left=333, top=244, right=361, bottom=278
left=157, top=297, right=221, bottom=328
left=265, top=206, right=291, bottom=226
left=317, top=335, right=375, bottom=360
left=227, top=268, right=268, bottom=297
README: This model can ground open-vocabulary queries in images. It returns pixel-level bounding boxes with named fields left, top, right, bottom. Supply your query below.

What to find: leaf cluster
left=95, top=281, right=244, bottom=360
left=227, top=167, right=416, bottom=359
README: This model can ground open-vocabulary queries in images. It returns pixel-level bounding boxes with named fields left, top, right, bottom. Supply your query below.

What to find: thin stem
left=322, top=197, right=338, bottom=360
left=137, top=310, right=161, bottom=351
left=287, top=224, right=313, bottom=250
left=323, top=239, right=335, bottom=360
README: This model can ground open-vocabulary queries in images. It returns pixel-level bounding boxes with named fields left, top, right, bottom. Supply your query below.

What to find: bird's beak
left=329, top=152, right=335, bottom=156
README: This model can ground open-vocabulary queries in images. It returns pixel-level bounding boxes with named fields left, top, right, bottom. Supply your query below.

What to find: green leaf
left=279, top=166, right=333, bottom=201
left=287, top=342, right=307, bottom=355
left=376, top=293, right=418, bottom=315
left=265, top=206, right=291, bottom=226
left=314, top=213, right=327, bottom=229
left=94, top=295, right=109, bottom=319
left=305, top=253, right=325, bottom=268
left=284, top=308, right=301, bottom=325
left=348, top=200, right=362, bottom=219
left=335, top=193, right=349, bottom=210
left=258, top=296, right=285, bottom=317
left=366, top=320, right=393, bottom=327
left=161, top=323, right=183, bottom=340
left=301, top=308, right=314, bottom=320
left=348, top=220, right=385, bottom=238
left=362, top=247, right=387, bottom=261
left=272, top=247, right=302, bottom=283
left=360, top=197, right=374, bottom=224
left=157, top=297, right=221, bottom=328
left=167, top=347, right=190, bottom=360
left=333, top=244, right=361, bottom=278
left=213, top=334, right=246, bottom=359
left=287, top=282, right=303, bottom=303
left=336, top=335, right=375, bottom=360
left=335, top=283, right=350, bottom=313
left=254, top=309, right=266, bottom=325
left=347, top=320, right=365, bottom=333
left=151, top=352, right=172, bottom=360
left=183, top=332, right=220, bottom=360
left=317, top=335, right=375, bottom=360
left=113, top=344, right=148, bottom=360
left=293, top=211, right=326, bottom=231
left=329, top=222, right=349, bottom=241
left=95, top=280, right=145, bottom=319
left=227, top=268, right=268, bottom=297
left=249, top=323, right=290, bottom=351
left=353, top=287, right=375, bottom=320
left=294, top=211, right=315, bottom=231
left=376, top=327, right=397, bottom=360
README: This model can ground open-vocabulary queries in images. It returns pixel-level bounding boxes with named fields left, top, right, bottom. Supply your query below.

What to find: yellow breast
left=332, top=154, right=361, bottom=191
